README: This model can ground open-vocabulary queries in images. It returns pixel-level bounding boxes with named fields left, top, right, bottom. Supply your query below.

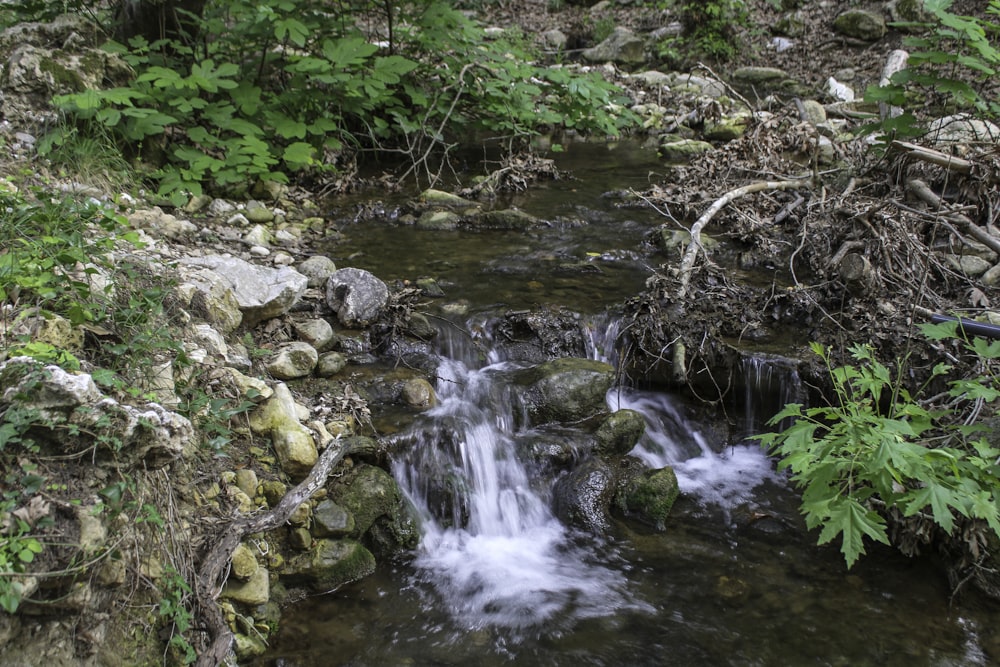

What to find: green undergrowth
left=41, top=0, right=637, bottom=203
left=756, top=323, right=1000, bottom=569
left=0, top=186, right=252, bottom=621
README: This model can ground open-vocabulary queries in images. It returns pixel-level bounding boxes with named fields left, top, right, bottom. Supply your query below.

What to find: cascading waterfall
left=392, top=317, right=636, bottom=633
left=391, top=314, right=790, bottom=635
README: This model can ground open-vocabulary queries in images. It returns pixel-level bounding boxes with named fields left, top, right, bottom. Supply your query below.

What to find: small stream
left=261, top=141, right=1000, bottom=666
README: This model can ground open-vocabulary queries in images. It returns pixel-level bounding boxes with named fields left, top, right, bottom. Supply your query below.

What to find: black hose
left=930, top=314, right=1000, bottom=340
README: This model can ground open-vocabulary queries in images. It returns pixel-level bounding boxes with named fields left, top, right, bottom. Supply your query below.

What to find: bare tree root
left=907, top=178, right=1000, bottom=256
left=194, top=439, right=349, bottom=667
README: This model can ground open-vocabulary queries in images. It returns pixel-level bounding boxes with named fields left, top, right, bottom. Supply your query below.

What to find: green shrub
left=45, top=0, right=637, bottom=202
left=865, top=0, right=1000, bottom=138
left=756, top=331, right=1000, bottom=568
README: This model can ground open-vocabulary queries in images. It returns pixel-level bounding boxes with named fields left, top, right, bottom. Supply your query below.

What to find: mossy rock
left=328, top=463, right=404, bottom=537
left=282, top=538, right=375, bottom=590
left=513, top=357, right=615, bottom=426
left=618, top=465, right=679, bottom=530
left=595, top=409, right=646, bottom=457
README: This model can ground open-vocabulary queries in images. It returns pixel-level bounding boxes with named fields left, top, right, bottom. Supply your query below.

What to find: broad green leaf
left=904, top=482, right=960, bottom=533
left=818, top=498, right=889, bottom=568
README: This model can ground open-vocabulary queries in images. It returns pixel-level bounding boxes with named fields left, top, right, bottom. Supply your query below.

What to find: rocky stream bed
left=2, top=1, right=1000, bottom=665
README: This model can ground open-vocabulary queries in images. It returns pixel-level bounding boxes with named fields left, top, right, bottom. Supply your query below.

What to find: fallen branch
left=675, top=179, right=806, bottom=301
left=891, top=140, right=974, bottom=176
left=194, top=438, right=349, bottom=667
left=907, top=179, right=1000, bottom=257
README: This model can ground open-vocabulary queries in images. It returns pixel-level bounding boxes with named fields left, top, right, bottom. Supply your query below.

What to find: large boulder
left=581, top=27, right=647, bottom=67
left=325, top=268, right=389, bottom=328
left=512, top=357, right=615, bottom=425
left=179, top=255, right=307, bottom=328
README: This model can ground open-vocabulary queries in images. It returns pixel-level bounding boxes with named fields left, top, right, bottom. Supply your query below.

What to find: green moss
left=624, top=467, right=679, bottom=530
left=39, top=57, right=85, bottom=92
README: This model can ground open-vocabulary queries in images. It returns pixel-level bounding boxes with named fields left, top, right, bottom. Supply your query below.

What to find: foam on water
left=608, top=388, right=782, bottom=511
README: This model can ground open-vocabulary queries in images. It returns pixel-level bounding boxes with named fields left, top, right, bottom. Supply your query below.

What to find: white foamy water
left=393, top=342, right=636, bottom=631
left=608, top=388, right=782, bottom=512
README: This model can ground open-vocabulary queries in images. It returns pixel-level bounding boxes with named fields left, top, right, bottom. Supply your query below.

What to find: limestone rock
left=221, top=566, right=269, bottom=605
left=283, top=538, right=376, bottom=590
left=581, top=27, right=647, bottom=67
left=181, top=255, right=308, bottom=327
left=297, top=255, right=338, bottom=288
left=266, top=341, right=319, bottom=380
left=474, top=208, right=542, bottom=230
left=248, top=383, right=318, bottom=478
left=833, top=9, right=886, bottom=41
left=128, top=207, right=197, bottom=240
left=418, top=188, right=475, bottom=207
left=312, top=499, right=356, bottom=538
left=234, top=469, right=258, bottom=498
left=704, top=112, right=751, bottom=141
left=293, top=318, right=335, bottom=351
left=316, top=351, right=348, bottom=377
left=244, top=200, right=275, bottom=224
left=231, top=543, right=259, bottom=581
left=175, top=265, right=244, bottom=335
left=659, top=138, right=714, bottom=161
left=326, top=268, right=389, bottom=328
left=928, top=114, right=1000, bottom=145
left=416, top=210, right=461, bottom=230
left=9, top=310, right=83, bottom=352
left=401, top=378, right=436, bottom=408
left=944, top=254, right=992, bottom=278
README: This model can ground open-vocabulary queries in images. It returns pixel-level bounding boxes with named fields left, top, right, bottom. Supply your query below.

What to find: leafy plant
left=660, top=0, right=749, bottom=63
left=864, top=0, right=1000, bottom=138
left=158, top=568, right=197, bottom=665
left=756, top=333, right=1000, bottom=568
left=46, top=0, right=637, bottom=199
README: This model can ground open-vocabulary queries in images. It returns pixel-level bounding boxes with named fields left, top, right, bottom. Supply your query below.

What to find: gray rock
left=266, top=341, right=318, bottom=380
left=401, top=378, right=436, bottom=408
left=293, top=318, right=335, bottom=351
left=244, top=200, right=275, bottom=223
left=944, top=254, right=992, bottom=278
left=221, top=566, right=269, bottom=605
left=616, top=464, right=679, bottom=530
left=248, top=383, right=317, bottom=478
left=283, top=538, right=375, bottom=590
left=312, top=500, right=356, bottom=538
left=128, top=207, right=197, bottom=240
left=928, top=114, right=1000, bottom=145
left=833, top=9, right=886, bottom=41
left=542, top=29, right=568, bottom=50
left=664, top=72, right=726, bottom=98
left=552, top=457, right=615, bottom=532
left=316, top=351, right=348, bottom=377
left=474, top=208, right=542, bottom=230
left=513, top=357, right=615, bottom=425
left=416, top=210, right=461, bottom=230
left=659, top=138, right=714, bottom=161
left=207, top=198, right=236, bottom=217
left=326, top=268, right=389, bottom=328
left=243, top=224, right=272, bottom=247
left=180, top=255, right=308, bottom=327
left=418, top=188, right=476, bottom=207
left=595, top=409, right=646, bottom=457
left=582, top=27, right=647, bottom=67
left=297, top=255, right=338, bottom=288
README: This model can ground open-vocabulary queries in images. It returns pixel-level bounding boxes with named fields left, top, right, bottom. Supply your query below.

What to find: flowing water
left=260, top=141, right=1000, bottom=666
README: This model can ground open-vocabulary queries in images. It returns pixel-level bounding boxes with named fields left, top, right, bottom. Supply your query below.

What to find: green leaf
left=282, top=141, right=316, bottom=168
left=904, top=482, right=961, bottom=533
left=818, top=497, right=889, bottom=568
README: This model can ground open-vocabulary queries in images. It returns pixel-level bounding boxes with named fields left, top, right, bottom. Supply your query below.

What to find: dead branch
left=194, top=438, right=349, bottom=667
left=675, top=179, right=807, bottom=301
left=891, top=141, right=974, bottom=176
left=907, top=179, right=1000, bottom=256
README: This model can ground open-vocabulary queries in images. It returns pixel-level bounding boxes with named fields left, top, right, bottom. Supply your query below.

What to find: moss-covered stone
left=283, top=538, right=376, bottom=590
left=513, top=357, right=615, bottom=425
left=595, top=409, right=646, bottom=457
left=659, top=138, right=714, bottom=161
left=328, top=463, right=403, bottom=536
left=620, top=466, right=679, bottom=530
